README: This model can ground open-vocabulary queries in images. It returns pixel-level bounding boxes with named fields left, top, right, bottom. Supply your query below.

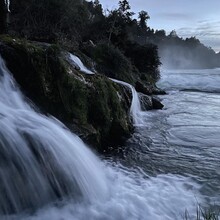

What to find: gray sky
left=99, top=0, right=220, bottom=52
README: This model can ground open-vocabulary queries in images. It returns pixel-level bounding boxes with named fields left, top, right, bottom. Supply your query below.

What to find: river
left=122, top=68, right=220, bottom=213
left=1, top=56, right=220, bottom=220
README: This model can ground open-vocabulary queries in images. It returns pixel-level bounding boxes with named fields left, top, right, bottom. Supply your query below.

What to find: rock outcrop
left=0, top=36, right=133, bottom=151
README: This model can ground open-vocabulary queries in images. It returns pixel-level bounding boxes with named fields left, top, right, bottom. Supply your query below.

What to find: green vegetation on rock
left=0, top=0, right=167, bottom=151
left=0, top=36, right=132, bottom=151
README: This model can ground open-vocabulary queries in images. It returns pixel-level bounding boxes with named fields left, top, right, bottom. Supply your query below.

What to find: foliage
left=183, top=206, right=220, bottom=220
left=4, top=0, right=220, bottom=78
left=6, top=0, right=163, bottom=83
left=125, top=42, right=161, bottom=81
left=138, top=10, right=150, bottom=30
left=10, top=0, right=89, bottom=42
left=0, top=36, right=132, bottom=150
left=0, top=0, right=8, bottom=33
left=158, top=34, right=220, bottom=69
left=84, top=42, right=135, bottom=84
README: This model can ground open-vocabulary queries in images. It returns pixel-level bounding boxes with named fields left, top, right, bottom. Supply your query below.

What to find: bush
left=183, top=205, right=220, bottom=220
left=10, top=0, right=89, bottom=42
left=83, top=42, right=135, bottom=84
left=125, top=42, right=161, bottom=81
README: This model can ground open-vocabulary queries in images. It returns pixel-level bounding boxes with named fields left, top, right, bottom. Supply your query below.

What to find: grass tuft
left=183, top=205, right=219, bottom=220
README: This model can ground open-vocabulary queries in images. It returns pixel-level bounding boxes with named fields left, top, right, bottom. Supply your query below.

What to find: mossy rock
left=0, top=36, right=133, bottom=151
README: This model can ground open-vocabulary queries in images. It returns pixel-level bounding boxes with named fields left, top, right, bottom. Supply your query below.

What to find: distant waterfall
left=110, top=78, right=144, bottom=126
left=0, top=56, right=108, bottom=214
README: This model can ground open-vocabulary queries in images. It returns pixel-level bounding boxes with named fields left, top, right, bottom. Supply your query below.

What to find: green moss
left=61, top=73, right=88, bottom=124
left=87, top=75, right=130, bottom=147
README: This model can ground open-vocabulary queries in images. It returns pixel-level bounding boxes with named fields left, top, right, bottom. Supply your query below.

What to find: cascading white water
left=0, top=56, right=204, bottom=220
left=110, top=78, right=144, bottom=126
left=0, top=56, right=108, bottom=214
left=4, top=0, right=10, bottom=12
left=69, top=54, right=94, bottom=75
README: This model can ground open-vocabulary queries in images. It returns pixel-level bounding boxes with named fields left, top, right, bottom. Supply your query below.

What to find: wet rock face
left=135, top=81, right=164, bottom=110
left=139, top=93, right=164, bottom=110
left=152, top=97, right=164, bottom=109
left=0, top=37, right=133, bottom=151
left=135, top=81, right=166, bottom=96
left=139, top=93, right=153, bottom=111
left=135, top=81, right=153, bottom=95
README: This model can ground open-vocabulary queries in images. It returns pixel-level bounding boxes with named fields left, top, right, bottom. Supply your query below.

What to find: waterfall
left=110, top=78, right=144, bottom=126
left=0, top=56, right=204, bottom=220
left=69, top=54, right=94, bottom=75
left=4, top=0, right=10, bottom=12
left=0, top=56, right=108, bottom=215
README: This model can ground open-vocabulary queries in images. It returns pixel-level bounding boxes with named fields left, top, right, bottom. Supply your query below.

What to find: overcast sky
left=99, top=0, right=220, bottom=52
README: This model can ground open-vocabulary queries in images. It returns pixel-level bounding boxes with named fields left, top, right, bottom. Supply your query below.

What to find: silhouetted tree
left=0, top=0, right=9, bottom=33
left=107, top=0, right=134, bottom=47
left=138, top=10, right=150, bottom=30
left=118, top=0, right=134, bottom=22
left=155, top=30, right=166, bottom=38
left=10, top=0, right=89, bottom=41
left=168, top=30, right=177, bottom=38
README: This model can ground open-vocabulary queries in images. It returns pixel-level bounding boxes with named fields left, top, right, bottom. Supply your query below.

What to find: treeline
left=2, top=0, right=161, bottom=83
left=154, top=31, right=220, bottom=69
left=2, top=0, right=218, bottom=76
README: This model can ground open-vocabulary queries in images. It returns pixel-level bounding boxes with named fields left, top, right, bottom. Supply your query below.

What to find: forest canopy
left=0, top=0, right=219, bottom=74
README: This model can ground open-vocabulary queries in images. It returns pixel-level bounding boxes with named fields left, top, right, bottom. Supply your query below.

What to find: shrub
left=125, top=42, right=161, bottom=81
left=84, top=42, right=135, bottom=84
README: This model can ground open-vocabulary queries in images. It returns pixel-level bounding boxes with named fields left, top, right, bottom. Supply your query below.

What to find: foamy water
left=17, top=165, right=202, bottom=220
left=0, top=57, right=207, bottom=220
left=158, top=68, right=220, bottom=93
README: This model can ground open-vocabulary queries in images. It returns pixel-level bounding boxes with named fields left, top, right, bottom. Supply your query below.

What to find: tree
left=118, top=0, right=134, bottom=22
left=0, top=0, right=9, bottom=33
left=169, top=30, right=177, bottom=38
left=138, top=10, right=150, bottom=30
left=155, top=29, right=166, bottom=39
left=9, top=0, right=89, bottom=41
left=107, top=10, right=119, bottom=46
left=107, top=0, right=134, bottom=47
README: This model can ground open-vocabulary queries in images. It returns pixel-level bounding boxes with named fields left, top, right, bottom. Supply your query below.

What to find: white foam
left=158, top=69, right=220, bottom=93
left=0, top=56, right=204, bottom=220
left=20, top=165, right=202, bottom=220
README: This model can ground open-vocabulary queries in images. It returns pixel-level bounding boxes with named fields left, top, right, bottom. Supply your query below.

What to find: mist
left=159, top=42, right=220, bottom=70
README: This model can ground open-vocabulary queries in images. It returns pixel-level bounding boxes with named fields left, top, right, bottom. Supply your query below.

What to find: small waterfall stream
left=110, top=78, right=145, bottom=126
left=69, top=54, right=94, bottom=75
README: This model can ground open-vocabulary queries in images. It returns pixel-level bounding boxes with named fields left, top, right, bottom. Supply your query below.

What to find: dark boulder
left=139, top=93, right=153, bottom=110
left=151, top=86, right=166, bottom=95
left=135, top=81, right=153, bottom=95
left=135, top=81, right=166, bottom=95
left=152, top=97, right=164, bottom=109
